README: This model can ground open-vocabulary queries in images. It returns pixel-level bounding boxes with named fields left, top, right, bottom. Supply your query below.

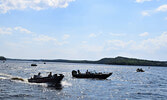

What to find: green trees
left=0, top=56, right=6, bottom=60
left=97, top=56, right=167, bottom=66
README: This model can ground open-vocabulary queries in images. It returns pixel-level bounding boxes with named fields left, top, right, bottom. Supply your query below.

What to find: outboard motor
left=59, top=74, right=64, bottom=76
left=53, top=74, right=57, bottom=78
left=72, top=70, right=77, bottom=75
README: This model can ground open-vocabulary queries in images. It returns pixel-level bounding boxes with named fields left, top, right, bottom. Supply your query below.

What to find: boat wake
left=0, top=73, right=69, bottom=89
left=0, top=73, right=13, bottom=78
left=0, top=73, right=26, bottom=82
left=0, top=73, right=47, bottom=87
left=11, top=77, right=24, bottom=81
left=61, top=81, right=72, bottom=87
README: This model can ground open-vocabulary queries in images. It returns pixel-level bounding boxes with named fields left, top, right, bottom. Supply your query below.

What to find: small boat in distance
left=28, top=72, right=64, bottom=84
left=136, top=68, right=145, bottom=72
left=72, top=70, right=112, bottom=79
left=31, top=64, right=37, bottom=66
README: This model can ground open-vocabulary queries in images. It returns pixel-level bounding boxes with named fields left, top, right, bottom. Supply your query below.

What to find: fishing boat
left=72, top=70, right=112, bottom=79
left=28, top=73, right=64, bottom=84
left=136, top=68, right=145, bottom=72
left=31, top=64, right=37, bottom=66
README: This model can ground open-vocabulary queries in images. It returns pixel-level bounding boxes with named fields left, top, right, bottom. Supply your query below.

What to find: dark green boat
left=72, top=70, right=112, bottom=79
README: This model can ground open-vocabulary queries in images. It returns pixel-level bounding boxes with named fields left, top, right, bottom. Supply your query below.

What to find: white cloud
left=139, top=32, right=149, bottom=37
left=57, top=41, right=69, bottom=45
left=141, top=4, right=167, bottom=16
left=89, top=33, right=97, bottom=38
left=0, top=26, right=32, bottom=35
left=0, top=26, right=70, bottom=46
left=14, top=27, right=32, bottom=34
left=141, top=11, right=150, bottom=16
left=62, top=34, right=70, bottom=40
left=0, top=27, right=12, bottom=35
left=156, top=4, right=167, bottom=12
left=107, top=40, right=133, bottom=48
left=130, top=32, right=167, bottom=53
left=136, top=0, right=152, bottom=3
left=109, top=33, right=126, bottom=36
left=33, top=34, right=69, bottom=46
left=143, top=32, right=167, bottom=48
left=82, top=41, right=87, bottom=44
left=0, top=0, right=75, bottom=13
left=81, top=44, right=104, bottom=53
left=33, top=35, right=57, bottom=42
left=105, top=32, right=167, bottom=55
left=141, top=5, right=167, bottom=17
left=165, top=17, right=167, bottom=20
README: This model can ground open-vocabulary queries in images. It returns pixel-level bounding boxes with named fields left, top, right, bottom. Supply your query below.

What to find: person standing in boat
left=48, top=72, right=52, bottom=77
left=86, top=70, right=89, bottom=74
left=37, top=72, right=41, bottom=78
left=38, top=72, right=41, bottom=76
left=33, top=72, right=41, bottom=78
left=77, top=70, right=81, bottom=74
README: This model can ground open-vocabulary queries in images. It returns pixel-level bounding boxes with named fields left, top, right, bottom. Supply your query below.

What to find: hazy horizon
left=2, top=55, right=167, bottom=62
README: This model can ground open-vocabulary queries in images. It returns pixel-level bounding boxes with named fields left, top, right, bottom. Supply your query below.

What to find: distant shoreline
left=1, top=56, right=167, bottom=67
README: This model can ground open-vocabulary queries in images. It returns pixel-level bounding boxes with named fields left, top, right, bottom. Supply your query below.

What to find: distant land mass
left=0, top=56, right=6, bottom=60
left=2, top=56, right=167, bottom=67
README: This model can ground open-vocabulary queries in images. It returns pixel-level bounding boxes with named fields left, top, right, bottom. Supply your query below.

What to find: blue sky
left=0, top=0, right=167, bottom=61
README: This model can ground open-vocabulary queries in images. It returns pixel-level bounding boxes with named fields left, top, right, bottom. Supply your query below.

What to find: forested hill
left=96, top=56, right=167, bottom=66
left=0, top=56, right=6, bottom=60
left=38, top=56, right=167, bottom=66
left=4, top=56, right=167, bottom=66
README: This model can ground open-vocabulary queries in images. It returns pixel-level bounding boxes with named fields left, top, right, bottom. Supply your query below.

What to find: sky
left=0, top=0, right=167, bottom=61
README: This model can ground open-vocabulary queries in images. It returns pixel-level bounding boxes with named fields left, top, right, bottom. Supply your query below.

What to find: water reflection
left=47, top=83, right=63, bottom=90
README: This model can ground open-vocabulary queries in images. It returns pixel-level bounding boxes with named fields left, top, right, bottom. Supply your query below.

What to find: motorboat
left=28, top=73, right=64, bottom=84
left=136, top=68, right=145, bottom=72
left=72, top=70, right=112, bottom=79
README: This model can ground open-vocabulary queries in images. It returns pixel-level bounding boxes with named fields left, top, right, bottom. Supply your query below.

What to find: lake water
left=0, top=61, right=167, bottom=100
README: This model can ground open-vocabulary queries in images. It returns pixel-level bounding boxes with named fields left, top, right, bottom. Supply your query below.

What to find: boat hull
left=136, top=68, right=145, bottom=72
left=28, top=75, right=64, bottom=83
left=72, top=73, right=112, bottom=79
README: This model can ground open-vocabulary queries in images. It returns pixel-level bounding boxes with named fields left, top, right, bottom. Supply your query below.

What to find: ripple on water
left=1, top=61, right=167, bottom=100
left=133, top=92, right=167, bottom=100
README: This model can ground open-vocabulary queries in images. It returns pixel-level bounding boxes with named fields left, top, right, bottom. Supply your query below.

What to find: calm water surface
left=0, top=61, right=167, bottom=100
